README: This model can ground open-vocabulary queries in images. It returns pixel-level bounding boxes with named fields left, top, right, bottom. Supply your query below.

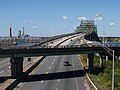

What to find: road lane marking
left=49, top=66, right=51, bottom=69
left=0, top=71, right=4, bottom=74
left=52, top=62, right=54, bottom=64
left=41, top=80, right=44, bottom=83
left=61, top=66, right=62, bottom=68
left=56, top=88, right=58, bottom=90
left=46, top=72, right=48, bottom=74
left=58, top=79, right=60, bottom=82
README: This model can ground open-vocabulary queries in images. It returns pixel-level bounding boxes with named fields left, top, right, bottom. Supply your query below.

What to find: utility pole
left=112, top=50, right=115, bottom=90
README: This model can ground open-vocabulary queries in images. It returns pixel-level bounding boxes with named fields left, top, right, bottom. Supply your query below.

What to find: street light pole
left=95, top=14, right=105, bottom=46
left=102, top=17, right=105, bottom=46
left=112, top=50, right=115, bottom=90
left=103, top=46, right=115, bottom=90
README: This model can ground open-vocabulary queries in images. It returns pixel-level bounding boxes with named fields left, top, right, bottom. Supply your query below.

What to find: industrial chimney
left=18, top=30, right=21, bottom=38
left=22, top=27, right=25, bottom=36
left=9, top=27, right=12, bottom=38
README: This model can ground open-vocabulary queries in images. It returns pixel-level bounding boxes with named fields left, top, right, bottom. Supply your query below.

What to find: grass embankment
left=80, top=54, right=120, bottom=90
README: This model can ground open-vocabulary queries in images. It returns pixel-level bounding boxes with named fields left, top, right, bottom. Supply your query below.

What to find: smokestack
left=18, top=30, right=21, bottom=38
left=22, top=27, right=24, bottom=36
left=9, top=27, right=12, bottom=38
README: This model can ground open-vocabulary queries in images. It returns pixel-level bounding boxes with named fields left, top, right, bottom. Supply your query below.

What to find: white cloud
left=96, top=14, right=101, bottom=17
left=62, top=16, right=68, bottom=21
left=95, top=14, right=104, bottom=21
left=95, top=17, right=103, bottom=21
left=32, top=26, right=38, bottom=29
left=78, top=16, right=87, bottom=21
left=109, top=22, right=115, bottom=26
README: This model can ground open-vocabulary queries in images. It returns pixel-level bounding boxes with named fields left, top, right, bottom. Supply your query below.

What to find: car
left=63, top=61, right=71, bottom=66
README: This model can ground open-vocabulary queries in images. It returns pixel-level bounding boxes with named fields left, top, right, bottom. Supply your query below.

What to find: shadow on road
left=0, top=76, right=11, bottom=83
left=21, top=69, right=85, bottom=82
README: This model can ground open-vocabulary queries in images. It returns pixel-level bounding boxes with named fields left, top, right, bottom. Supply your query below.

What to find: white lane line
left=49, top=66, right=51, bottom=69
left=56, top=88, right=58, bottom=90
left=52, top=62, right=54, bottom=64
left=41, top=80, right=44, bottom=83
left=46, top=72, right=48, bottom=74
left=0, top=71, right=4, bottom=74
left=61, top=66, right=62, bottom=68
left=72, top=55, right=79, bottom=90
left=58, top=79, right=60, bottom=82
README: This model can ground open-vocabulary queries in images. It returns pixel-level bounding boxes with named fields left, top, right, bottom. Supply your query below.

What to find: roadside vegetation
left=100, top=37, right=120, bottom=42
left=80, top=54, right=120, bottom=90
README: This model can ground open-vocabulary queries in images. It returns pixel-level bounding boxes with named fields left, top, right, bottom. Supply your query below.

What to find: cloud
left=32, top=26, right=38, bottom=29
left=62, top=16, right=68, bottom=21
left=78, top=16, right=87, bottom=20
left=109, top=22, right=115, bottom=26
left=95, top=14, right=104, bottom=21
left=95, top=17, right=103, bottom=21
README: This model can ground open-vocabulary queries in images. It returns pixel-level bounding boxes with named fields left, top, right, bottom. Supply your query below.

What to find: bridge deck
left=0, top=46, right=120, bottom=58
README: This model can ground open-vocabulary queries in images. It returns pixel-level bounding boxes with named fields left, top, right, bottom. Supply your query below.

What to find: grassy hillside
left=80, top=54, right=120, bottom=90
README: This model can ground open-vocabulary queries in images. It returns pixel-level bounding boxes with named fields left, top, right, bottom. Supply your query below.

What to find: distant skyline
left=0, top=0, right=120, bottom=37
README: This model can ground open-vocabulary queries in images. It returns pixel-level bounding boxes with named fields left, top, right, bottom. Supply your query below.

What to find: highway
left=0, top=58, right=11, bottom=77
left=0, top=34, right=79, bottom=77
left=14, top=37, right=89, bottom=90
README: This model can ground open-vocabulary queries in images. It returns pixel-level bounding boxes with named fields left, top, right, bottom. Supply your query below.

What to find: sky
left=0, top=0, right=120, bottom=37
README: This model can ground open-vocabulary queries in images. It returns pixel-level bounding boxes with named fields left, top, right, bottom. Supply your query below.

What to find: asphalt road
left=17, top=55, right=89, bottom=90
left=0, top=58, right=11, bottom=77
left=0, top=35, right=79, bottom=82
left=15, top=38, right=89, bottom=90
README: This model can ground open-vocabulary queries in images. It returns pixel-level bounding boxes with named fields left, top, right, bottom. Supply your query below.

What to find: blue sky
left=0, top=0, right=120, bottom=37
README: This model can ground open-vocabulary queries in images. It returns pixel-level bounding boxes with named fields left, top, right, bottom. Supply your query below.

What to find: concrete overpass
left=0, top=46, right=120, bottom=57
left=0, top=45, right=120, bottom=78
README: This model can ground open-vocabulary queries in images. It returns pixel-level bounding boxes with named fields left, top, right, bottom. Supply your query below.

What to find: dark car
left=63, top=61, right=71, bottom=66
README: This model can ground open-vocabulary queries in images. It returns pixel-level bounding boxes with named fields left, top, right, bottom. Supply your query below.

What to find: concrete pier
left=87, top=53, right=94, bottom=72
left=10, top=57, right=23, bottom=78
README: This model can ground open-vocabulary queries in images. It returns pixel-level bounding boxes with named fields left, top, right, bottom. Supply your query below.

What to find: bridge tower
left=76, top=20, right=97, bottom=33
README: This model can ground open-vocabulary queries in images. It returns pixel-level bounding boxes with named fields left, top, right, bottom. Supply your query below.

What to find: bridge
left=0, top=20, right=119, bottom=83
left=0, top=46, right=120, bottom=57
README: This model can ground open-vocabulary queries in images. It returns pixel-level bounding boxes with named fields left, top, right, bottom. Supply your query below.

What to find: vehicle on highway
left=63, top=61, right=71, bottom=66
left=80, top=40, right=101, bottom=47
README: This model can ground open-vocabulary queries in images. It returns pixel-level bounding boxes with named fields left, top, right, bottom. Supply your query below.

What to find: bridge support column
left=100, top=56, right=103, bottom=68
left=106, top=56, right=108, bottom=61
left=87, top=53, right=94, bottom=73
left=118, top=56, right=120, bottom=59
left=10, top=57, right=23, bottom=78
